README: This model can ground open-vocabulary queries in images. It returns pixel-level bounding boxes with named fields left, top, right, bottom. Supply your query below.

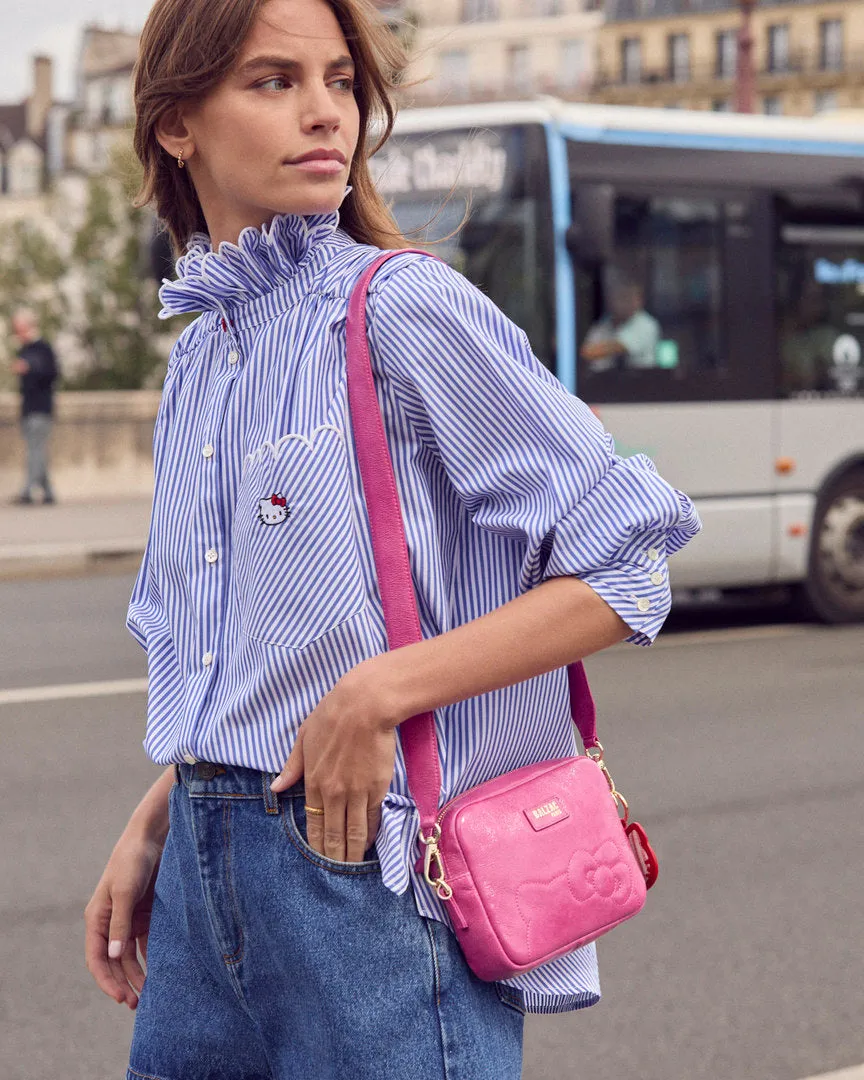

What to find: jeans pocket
left=495, top=984, right=527, bottom=1016
left=281, top=797, right=381, bottom=874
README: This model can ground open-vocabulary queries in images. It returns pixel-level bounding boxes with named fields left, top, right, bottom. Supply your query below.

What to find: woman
left=84, top=0, right=700, bottom=1076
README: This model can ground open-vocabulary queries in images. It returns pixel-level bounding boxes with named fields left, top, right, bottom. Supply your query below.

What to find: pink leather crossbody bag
left=346, top=251, right=658, bottom=982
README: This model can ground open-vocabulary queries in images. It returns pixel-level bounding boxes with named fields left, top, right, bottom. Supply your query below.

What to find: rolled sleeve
left=368, top=256, right=701, bottom=645
left=543, top=454, right=700, bottom=645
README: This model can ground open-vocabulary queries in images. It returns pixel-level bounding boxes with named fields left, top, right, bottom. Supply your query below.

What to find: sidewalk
left=0, top=498, right=151, bottom=580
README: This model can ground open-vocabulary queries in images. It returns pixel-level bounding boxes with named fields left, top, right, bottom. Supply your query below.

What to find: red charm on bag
left=625, top=821, right=659, bottom=890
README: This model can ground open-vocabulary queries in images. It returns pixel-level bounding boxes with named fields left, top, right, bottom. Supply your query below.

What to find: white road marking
left=0, top=678, right=148, bottom=707
left=797, top=1066, right=864, bottom=1080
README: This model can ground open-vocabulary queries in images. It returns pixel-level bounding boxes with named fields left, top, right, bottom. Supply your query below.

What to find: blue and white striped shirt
left=129, top=210, right=700, bottom=1013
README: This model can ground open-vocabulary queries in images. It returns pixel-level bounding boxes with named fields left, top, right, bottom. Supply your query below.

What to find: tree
left=63, top=172, right=168, bottom=390
left=0, top=142, right=189, bottom=393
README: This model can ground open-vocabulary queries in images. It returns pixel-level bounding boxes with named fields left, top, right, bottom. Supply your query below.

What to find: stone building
left=0, top=56, right=54, bottom=200
left=590, top=0, right=864, bottom=115
left=66, top=26, right=139, bottom=174
left=402, top=0, right=604, bottom=106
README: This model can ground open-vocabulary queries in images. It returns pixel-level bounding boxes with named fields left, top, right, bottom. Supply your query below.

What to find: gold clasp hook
left=419, top=824, right=453, bottom=901
left=586, top=742, right=630, bottom=825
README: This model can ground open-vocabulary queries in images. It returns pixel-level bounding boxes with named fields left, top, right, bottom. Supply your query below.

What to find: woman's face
left=165, top=0, right=360, bottom=246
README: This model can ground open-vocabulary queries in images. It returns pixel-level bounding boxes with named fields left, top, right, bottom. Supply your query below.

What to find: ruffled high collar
left=158, top=210, right=341, bottom=319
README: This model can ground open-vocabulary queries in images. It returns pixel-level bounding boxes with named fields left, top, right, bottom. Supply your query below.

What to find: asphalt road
left=1, top=574, right=862, bottom=1080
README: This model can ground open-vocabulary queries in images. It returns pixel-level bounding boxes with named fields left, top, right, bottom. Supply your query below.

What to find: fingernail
left=108, top=940, right=124, bottom=959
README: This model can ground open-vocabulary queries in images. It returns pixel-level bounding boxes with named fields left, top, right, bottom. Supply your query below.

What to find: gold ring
left=304, top=805, right=325, bottom=816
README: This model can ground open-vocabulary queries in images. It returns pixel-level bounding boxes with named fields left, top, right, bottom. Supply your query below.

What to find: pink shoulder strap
left=345, top=250, right=599, bottom=833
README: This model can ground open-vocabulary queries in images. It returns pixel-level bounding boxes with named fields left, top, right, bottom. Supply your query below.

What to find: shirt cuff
left=570, top=543, right=671, bottom=646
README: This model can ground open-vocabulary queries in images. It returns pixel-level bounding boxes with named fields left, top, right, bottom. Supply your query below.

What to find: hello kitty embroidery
left=258, top=493, right=291, bottom=526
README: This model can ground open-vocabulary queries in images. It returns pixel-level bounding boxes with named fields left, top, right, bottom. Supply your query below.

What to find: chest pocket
left=232, top=425, right=367, bottom=649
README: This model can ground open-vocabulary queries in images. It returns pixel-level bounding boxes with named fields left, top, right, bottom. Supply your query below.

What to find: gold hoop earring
left=177, top=149, right=185, bottom=169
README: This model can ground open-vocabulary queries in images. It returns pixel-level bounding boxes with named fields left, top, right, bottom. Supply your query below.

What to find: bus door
left=567, top=176, right=776, bottom=590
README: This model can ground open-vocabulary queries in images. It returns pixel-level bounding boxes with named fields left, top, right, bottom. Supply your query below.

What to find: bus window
left=373, top=125, right=556, bottom=371
left=776, top=222, right=864, bottom=398
left=574, top=193, right=727, bottom=402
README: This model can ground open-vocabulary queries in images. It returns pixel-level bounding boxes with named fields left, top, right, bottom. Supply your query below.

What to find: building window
left=531, top=0, right=561, bottom=14
left=763, top=95, right=783, bottom=115
left=440, top=50, right=470, bottom=93
left=819, top=20, right=843, bottom=72
left=814, top=90, right=837, bottom=114
left=767, top=24, right=790, bottom=74
left=668, top=33, right=690, bottom=83
left=560, top=39, right=586, bottom=90
left=712, top=98, right=731, bottom=112
left=508, top=45, right=532, bottom=91
left=621, top=37, right=642, bottom=85
left=462, top=0, right=498, bottom=20
left=715, top=29, right=737, bottom=79
left=85, top=81, right=101, bottom=125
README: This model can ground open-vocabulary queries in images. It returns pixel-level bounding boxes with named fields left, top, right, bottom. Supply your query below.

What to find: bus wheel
left=803, top=469, right=864, bottom=623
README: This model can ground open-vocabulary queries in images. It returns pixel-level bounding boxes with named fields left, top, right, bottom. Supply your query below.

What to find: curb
left=0, top=540, right=145, bottom=582
left=798, top=1068, right=864, bottom=1080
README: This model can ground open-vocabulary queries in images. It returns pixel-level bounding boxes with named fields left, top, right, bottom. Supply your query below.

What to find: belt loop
left=174, top=763, right=182, bottom=786
left=262, top=772, right=280, bottom=814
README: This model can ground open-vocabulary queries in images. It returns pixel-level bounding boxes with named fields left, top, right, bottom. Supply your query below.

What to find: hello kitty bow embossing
left=269, top=495, right=287, bottom=507
left=514, top=839, right=637, bottom=958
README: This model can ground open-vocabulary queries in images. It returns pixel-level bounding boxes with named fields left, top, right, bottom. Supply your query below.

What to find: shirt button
left=650, top=571, right=664, bottom=586
left=202, top=444, right=214, bottom=459
left=228, top=350, right=240, bottom=364
left=183, top=752, right=197, bottom=765
left=647, top=547, right=660, bottom=561
left=205, top=548, right=219, bottom=564
left=636, top=598, right=652, bottom=613
left=202, top=652, right=214, bottom=667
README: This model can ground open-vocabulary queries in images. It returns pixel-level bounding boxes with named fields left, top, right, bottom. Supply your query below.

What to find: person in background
left=581, top=278, right=660, bottom=372
left=9, top=308, right=58, bottom=506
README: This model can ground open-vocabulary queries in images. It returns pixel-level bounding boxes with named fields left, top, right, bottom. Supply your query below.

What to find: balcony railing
left=593, top=46, right=860, bottom=89
left=605, top=0, right=828, bottom=21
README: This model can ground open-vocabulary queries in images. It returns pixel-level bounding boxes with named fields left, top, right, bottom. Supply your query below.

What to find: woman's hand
left=84, top=830, right=163, bottom=1009
left=271, top=662, right=399, bottom=862
left=85, top=766, right=173, bottom=1008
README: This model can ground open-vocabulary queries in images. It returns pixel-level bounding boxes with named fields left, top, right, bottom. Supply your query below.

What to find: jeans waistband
left=175, top=761, right=305, bottom=811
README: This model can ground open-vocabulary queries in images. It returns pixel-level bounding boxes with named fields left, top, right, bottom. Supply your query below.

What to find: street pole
left=735, top=0, right=756, bottom=113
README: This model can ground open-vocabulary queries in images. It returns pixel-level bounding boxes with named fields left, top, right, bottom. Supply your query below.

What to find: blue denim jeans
left=127, top=763, right=524, bottom=1080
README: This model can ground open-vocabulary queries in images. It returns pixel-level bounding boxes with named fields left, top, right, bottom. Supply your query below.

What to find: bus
left=370, top=100, right=864, bottom=623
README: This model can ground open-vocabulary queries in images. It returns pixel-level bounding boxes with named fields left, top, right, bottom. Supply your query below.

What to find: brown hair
left=132, top=0, right=412, bottom=255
